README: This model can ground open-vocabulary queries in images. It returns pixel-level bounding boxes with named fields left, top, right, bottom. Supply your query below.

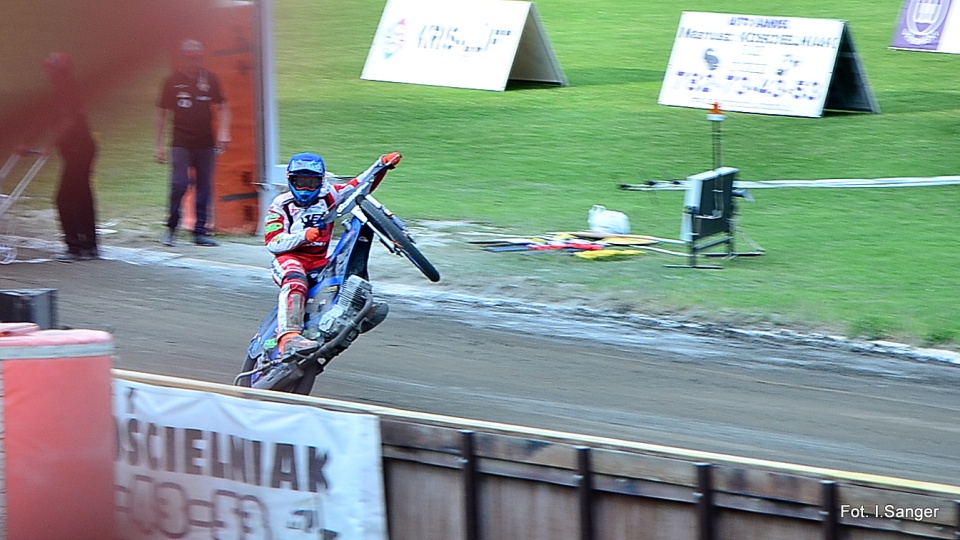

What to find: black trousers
left=56, top=140, right=98, bottom=254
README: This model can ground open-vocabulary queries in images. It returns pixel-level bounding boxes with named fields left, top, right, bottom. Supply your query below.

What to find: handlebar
left=324, top=153, right=401, bottom=224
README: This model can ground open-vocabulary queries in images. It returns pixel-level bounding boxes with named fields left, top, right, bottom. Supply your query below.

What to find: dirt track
left=2, top=239, right=959, bottom=486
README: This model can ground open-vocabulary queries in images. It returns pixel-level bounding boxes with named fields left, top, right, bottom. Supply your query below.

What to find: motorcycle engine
left=315, top=275, right=372, bottom=340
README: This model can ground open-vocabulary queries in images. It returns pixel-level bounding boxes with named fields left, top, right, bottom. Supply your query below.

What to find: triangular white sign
left=658, top=12, right=879, bottom=117
left=361, top=0, right=566, bottom=91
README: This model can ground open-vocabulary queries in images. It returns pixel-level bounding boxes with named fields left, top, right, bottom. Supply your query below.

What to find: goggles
left=289, top=174, right=324, bottom=190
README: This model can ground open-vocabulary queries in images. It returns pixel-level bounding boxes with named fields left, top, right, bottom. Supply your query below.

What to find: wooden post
left=577, top=447, right=595, bottom=540
left=821, top=481, right=839, bottom=540
left=461, top=430, right=480, bottom=540
left=696, top=463, right=715, bottom=540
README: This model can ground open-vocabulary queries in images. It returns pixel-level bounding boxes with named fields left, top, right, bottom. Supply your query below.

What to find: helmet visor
left=290, top=174, right=324, bottom=191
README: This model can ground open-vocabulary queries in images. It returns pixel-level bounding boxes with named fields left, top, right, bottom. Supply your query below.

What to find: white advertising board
left=114, top=379, right=387, bottom=540
left=659, top=12, right=877, bottom=117
left=361, top=0, right=566, bottom=91
left=890, top=0, right=960, bottom=53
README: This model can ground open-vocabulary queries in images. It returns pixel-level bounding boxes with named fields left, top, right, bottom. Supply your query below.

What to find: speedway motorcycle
left=234, top=153, right=440, bottom=394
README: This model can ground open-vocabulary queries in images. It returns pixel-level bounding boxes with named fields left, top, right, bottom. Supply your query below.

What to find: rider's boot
left=360, top=301, right=389, bottom=334
left=277, top=332, right=319, bottom=358
left=277, top=286, right=319, bottom=358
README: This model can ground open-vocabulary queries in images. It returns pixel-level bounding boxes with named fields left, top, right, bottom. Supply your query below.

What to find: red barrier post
left=0, top=323, right=115, bottom=540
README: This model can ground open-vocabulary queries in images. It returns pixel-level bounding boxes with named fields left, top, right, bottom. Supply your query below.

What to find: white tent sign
left=361, top=0, right=566, bottom=91
left=113, top=379, right=387, bottom=540
left=658, top=12, right=878, bottom=117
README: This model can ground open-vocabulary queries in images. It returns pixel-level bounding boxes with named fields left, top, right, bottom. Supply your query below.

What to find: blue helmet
left=286, top=152, right=328, bottom=207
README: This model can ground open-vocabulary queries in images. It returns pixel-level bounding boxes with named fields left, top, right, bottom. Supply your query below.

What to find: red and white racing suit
left=263, top=177, right=359, bottom=337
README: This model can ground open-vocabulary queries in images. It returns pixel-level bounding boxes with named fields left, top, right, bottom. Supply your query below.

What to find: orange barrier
left=179, top=2, right=261, bottom=236
left=0, top=323, right=115, bottom=540
left=208, top=1, right=260, bottom=234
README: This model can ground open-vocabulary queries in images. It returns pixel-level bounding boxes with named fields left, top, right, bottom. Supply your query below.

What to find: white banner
left=658, top=12, right=846, bottom=117
left=113, top=380, right=386, bottom=540
left=361, top=0, right=535, bottom=91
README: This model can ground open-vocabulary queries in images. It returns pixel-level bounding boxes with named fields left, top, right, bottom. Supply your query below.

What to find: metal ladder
left=0, top=152, right=48, bottom=264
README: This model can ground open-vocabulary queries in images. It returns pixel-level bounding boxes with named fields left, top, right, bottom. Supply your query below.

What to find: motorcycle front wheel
left=360, top=198, right=441, bottom=282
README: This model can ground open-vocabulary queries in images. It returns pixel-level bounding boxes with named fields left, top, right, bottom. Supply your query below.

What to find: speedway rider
left=265, top=152, right=395, bottom=359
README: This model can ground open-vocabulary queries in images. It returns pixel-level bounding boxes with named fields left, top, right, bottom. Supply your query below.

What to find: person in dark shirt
left=154, top=38, right=231, bottom=247
left=18, top=52, right=100, bottom=261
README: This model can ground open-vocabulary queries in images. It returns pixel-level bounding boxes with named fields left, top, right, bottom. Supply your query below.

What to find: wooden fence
left=116, top=370, right=960, bottom=540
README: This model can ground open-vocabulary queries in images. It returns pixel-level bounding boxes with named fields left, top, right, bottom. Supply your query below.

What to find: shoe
left=54, top=251, right=83, bottom=262
left=360, top=302, right=389, bottom=333
left=55, top=249, right=100, bottom=262
left=161, top=230, right=177, bottom=246
left=194, top=234, right=219, bottom=246
left=278, top=333, right=320, bottom=358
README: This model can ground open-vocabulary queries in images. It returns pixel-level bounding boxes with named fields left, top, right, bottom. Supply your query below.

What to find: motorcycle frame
left=245, top=208, right=377, bottom=363
left=238, top=154, right=439, bottom=391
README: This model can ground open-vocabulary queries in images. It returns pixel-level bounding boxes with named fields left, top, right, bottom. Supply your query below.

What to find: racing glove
left=304, top=227, right=321, bottom=243
left=380, top=152, right=401, bottom=169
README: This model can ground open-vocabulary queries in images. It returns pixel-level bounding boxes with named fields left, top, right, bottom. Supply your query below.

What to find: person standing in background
left=18, top=52, right=100, bottom=261
left=154, top=38, right=231, bottom=247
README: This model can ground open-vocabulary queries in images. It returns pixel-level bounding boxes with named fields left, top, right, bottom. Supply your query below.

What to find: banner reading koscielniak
left=113, top=379, right=387, bottom=540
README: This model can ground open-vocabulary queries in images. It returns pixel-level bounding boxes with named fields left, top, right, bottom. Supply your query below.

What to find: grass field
left=7, top=0, right=960, bottom=349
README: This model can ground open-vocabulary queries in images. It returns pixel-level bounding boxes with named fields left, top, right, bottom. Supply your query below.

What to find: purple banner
left=891, top=0, right=953, bottom=50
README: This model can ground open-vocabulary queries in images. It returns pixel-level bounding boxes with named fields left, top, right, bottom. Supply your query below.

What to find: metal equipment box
left=0, top=289, right=57, bottom=329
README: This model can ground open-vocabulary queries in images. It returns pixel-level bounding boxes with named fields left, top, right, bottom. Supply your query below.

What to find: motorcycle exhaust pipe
left=252, top=361, right=304, bottom=390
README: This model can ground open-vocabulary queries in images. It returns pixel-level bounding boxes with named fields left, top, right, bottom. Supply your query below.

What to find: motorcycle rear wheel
left=236, top=354, right=319, bottom=395
left=360, top=198, right=441, bottom=282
